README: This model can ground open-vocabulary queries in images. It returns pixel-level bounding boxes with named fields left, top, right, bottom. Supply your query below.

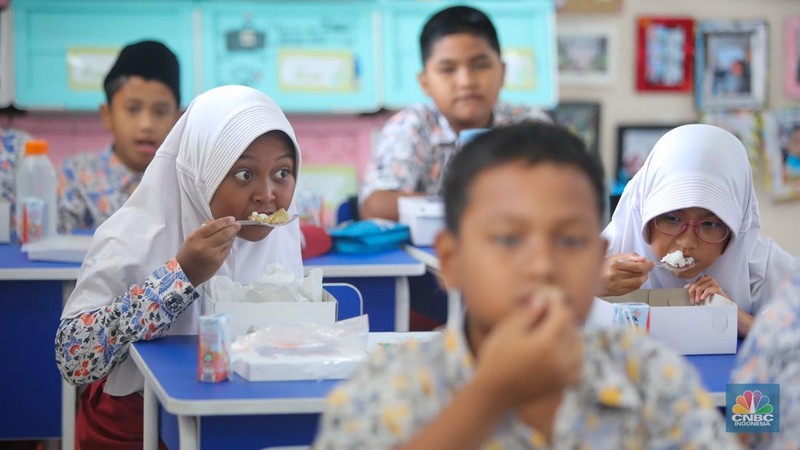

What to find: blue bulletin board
left=380, top=0, right=557, bottom=109
left=12, top=0, right=195, bottom=109
left=201, top=1, right=380, bottom=113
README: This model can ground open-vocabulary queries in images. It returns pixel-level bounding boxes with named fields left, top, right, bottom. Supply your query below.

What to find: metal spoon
left=234, top=214, right=299, bottom=228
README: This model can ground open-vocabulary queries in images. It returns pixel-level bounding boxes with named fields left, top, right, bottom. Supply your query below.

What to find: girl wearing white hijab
left=600, top=124, right=797, bottom=337
left=55, top=85, right=303, bottom=447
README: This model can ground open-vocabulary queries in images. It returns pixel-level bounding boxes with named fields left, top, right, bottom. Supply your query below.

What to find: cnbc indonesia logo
left=727, top=385, right=780, bottom=433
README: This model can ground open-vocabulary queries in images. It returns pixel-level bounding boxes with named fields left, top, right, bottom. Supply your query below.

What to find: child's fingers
left=196, top=217, right=237, bottom=238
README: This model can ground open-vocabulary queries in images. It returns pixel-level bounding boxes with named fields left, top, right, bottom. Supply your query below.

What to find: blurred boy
left=314, top=123, right=736, bottom=449
left=58, top=40, right=181, bottom=231
left=359, top=5, right=549, bottom=220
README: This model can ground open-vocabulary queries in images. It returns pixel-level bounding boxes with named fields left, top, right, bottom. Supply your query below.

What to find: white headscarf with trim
left=61, top=85, right=303, bottom=395
left=603, top=124, right=797, bottom=315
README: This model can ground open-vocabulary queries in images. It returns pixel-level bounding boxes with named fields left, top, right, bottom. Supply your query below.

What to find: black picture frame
left=613, top=124, right=683, bottom=194
left=549, top=101, right=602, bottom=156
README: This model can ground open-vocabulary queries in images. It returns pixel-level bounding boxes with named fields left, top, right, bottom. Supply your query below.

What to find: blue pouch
left=329, top=219, right=410, bottom=254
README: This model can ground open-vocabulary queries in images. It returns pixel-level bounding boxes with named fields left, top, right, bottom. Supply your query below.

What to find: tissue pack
left=198, top=314, right=232, bottom=383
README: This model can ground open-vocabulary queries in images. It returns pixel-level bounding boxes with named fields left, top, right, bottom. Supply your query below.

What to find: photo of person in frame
left=707, top=33, right=752, bottom=97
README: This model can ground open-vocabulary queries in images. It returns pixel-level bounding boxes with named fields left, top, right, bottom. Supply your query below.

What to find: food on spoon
left=248, top=208, right=290, bottom=225
left=661, top=250, right=695, bottom=268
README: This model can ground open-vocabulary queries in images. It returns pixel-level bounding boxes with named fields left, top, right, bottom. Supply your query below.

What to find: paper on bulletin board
left=503, top=48, right=537, bottom=90
left=296, top=166, right=357, bottom=228
left=278, top=50, right=356, bottom=93
left=66, top=47, right=119, bottom=91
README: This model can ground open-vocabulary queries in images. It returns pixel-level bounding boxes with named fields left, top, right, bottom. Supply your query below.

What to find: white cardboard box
left=209, top=290, right=338, bottom=340
left=22, top=235, right=92, bottom=262
left=601, top=288, right=737, bottom=355
left=398, top=196, right=444, bottom=246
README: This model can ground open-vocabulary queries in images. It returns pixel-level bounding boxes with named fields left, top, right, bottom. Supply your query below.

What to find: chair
left=323, top=282, right=363, bottom=320
left=336, top=195, right=359, bottom=224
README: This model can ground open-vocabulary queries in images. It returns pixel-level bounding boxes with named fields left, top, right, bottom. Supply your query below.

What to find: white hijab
left=61, top=85, right=303, bottom=395
left=603, top=124, right=797, bottom=315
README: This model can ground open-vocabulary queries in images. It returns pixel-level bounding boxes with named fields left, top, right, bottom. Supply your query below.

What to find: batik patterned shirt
left=359, top=102, right=551, bottom=201
left=314, top=323, right=737, bottom=449
left=58, top=146, right=141, bottom=231
left=731, top=270, right=800, bottom=450
left=0, top=127, right=34, bottom=227
left=55, top=258, right=198, bottom=386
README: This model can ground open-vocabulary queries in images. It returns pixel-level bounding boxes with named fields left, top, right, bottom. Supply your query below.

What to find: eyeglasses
left=652, top=213, right=731, bottom=244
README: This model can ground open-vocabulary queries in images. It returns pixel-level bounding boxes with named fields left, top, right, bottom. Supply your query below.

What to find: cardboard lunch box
left=398, top=196, right=445, bottom=246
left=600, top=288, right=737, bottom=355
left=208, top=290, right=338, bottom=339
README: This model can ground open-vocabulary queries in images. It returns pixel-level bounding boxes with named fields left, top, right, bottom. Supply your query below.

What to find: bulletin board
left=12, top=0, right=195, bottom=109
left=380, top=0, right=557, bottom=109
left=201, top=1, right=380, bottom=113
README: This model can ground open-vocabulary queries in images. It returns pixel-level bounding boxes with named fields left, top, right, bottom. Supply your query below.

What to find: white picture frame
left=557, top=22, right=617, bottom=86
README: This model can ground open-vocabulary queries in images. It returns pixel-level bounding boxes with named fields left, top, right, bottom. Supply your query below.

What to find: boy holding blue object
left=359, top=5, right=549, bottom=221
left=314, top=123, right=735, bottom=449
left=58, top=40, right=181, bottom=231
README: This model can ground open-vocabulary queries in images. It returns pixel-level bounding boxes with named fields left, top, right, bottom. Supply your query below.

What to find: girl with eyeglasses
left=599, top=124, right=798, bottom=337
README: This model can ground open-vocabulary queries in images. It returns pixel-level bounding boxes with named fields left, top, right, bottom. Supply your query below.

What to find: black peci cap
left=104, top=40, right=180, bottom=105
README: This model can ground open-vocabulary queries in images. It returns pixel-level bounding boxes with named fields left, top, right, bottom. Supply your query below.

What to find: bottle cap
left=25, top=140, right=48, bottom=155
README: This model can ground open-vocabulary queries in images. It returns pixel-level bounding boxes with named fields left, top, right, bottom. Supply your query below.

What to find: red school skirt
left=76, top=378, right=168, bottom=450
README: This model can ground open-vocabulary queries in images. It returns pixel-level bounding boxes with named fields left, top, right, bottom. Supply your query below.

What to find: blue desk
left=304, top=249, right=425, bottom=332
left=686, top=351, right=737, bottom=407
left=0, top=240, right=80, bottom=448
left=132, top=333, right=437, bottom=450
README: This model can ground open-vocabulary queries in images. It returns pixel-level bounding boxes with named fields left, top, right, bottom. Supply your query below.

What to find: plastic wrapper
left=231, top=315, right=369, bottom=381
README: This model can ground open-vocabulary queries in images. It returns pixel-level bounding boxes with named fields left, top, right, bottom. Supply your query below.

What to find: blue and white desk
left=304, top=249, right=425, bottom=332
left=404, top=245, right=439, bottom=272
left=0, top=240, right=80, bottom=449
left=132, top=333, right=438, bottom=450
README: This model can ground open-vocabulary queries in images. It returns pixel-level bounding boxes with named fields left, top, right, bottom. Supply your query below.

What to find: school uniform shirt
left=731, top=269, right=800, bottom=450
left=58, top=146, right=141, bottom=231
left=359, top=102, right=550, bottom=201
left=314, top=323, right=737, bottom=449
left=0, top=127, right=34, bottom=226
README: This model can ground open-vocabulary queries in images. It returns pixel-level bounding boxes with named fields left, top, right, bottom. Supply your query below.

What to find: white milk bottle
left=15, top=140, right=58, bottom=243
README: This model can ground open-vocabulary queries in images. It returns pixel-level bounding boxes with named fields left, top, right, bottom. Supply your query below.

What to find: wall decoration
left=636, top=17, right=694, bottom=92
left=695, top=20, right=768, bottom=111
left=557, top=22, right=617, bottom=86
left=764, top=108, right=800, bottom=201
left=557, top=0, right=622, bottom=13
left=614, top=124, right=682, bottom=194
left=785, top=17, right=800, bottom=98
left=549, top=101, right=601, bottom=156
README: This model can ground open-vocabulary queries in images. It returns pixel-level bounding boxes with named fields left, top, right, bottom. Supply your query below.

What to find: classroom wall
left=557, top=0, right=800, bottom=255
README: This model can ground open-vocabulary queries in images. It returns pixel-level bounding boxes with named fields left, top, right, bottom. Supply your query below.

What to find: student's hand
left=176, top=217, right=241, bottom=286
left=684, top=274, right=730, bottom=304
left=598, top=253, right=653, bottom=297
left=472, top=289, right=583, bottom=412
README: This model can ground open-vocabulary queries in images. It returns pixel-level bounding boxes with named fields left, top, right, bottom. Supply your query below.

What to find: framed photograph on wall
left=636, top=17, right=694, bottom=92
left=785, top=17, right=800, bottom=99
left=614, top=124, right=681, bottom=194
left=549, top=101, right=601, bottom=156
left=695, top=20, right=768, bottom=111
left=764, top=108, right=800, bottom=201
left=557, top=0, right=622, bottom=13
left=699, top=110, right=763, bottom=168
left=557, top=22, right=617, bottom=86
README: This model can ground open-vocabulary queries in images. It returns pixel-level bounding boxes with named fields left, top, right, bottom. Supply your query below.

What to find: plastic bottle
left=15, top=140, right=58, bottom=243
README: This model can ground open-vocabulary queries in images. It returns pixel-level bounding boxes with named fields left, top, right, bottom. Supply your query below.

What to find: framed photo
left=614, top=125, right=681, bottom=194
left=699, top=110, right=763, bottom=168
left=764, top=108, right=800, bottom=201
left=549, top=101, right=601, bottom=156
left=785, top=17, right=800, bottom=98
left=550, top=101, right=600, bottom=155
left=695, top=20, right=768, bottom=111
left=557, top=0, right=622, bottom=13
left=557, top=22, right=617, bottom=86
left=636, top=17, right=694, bottom=92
